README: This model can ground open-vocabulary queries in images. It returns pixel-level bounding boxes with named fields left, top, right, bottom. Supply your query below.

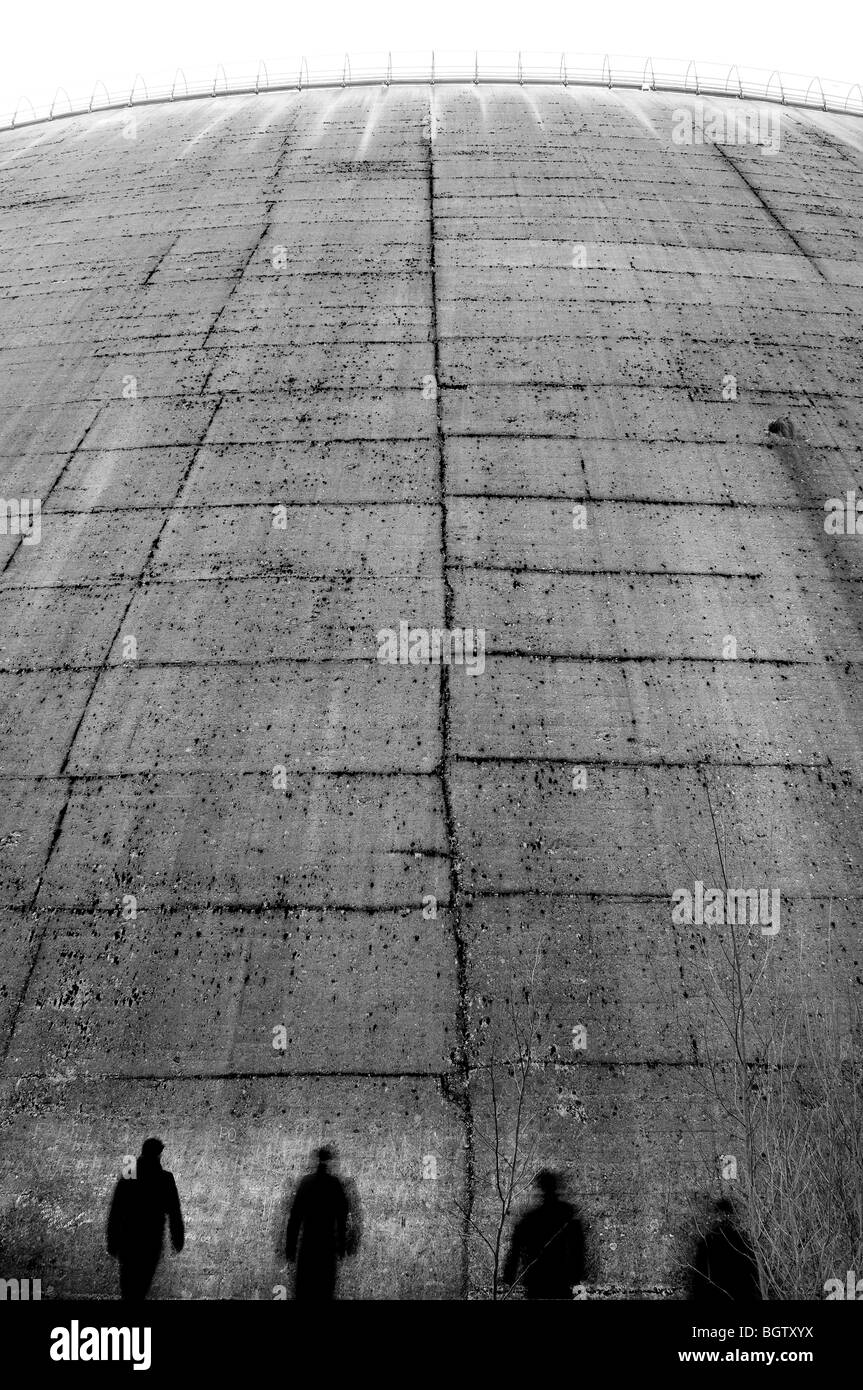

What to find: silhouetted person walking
left=285, top=1146, right=358, bottom=1300
left=107, top=1138, right=184, bottom=1301
left=503, top=1169, right=585, bottom=1299
left=689, top=1198, right=762, bottom=1302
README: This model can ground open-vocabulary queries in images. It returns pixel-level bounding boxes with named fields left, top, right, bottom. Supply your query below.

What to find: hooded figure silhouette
left=503, top=1169, right=586, bottom=1299
left=285, top=1146, right=359, bottom=1300
left=106, top=1138, right=185, bottom=1301
left=689, top=1198, right=762, bottom=1302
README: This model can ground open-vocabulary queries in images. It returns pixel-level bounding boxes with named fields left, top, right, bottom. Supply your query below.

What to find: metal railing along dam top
left=2, top=50, right=862, bottom=131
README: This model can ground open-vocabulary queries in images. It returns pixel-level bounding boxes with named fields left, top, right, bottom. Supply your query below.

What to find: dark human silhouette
left=106, top=1138, right=185, bottom=1301
left=689, top=1198, right=762, bottom=1302
left=285, top=1146, right=359, bottom=1300
left=502, top=1169, right=586, bottom=1299
left=342, top=1173, right=363, bottom=1258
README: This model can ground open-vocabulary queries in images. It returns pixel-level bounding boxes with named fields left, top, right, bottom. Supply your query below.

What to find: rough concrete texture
left=0, top=83, right=861, bottom=1298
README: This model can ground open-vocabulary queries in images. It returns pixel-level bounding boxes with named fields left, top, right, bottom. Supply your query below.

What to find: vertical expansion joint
left=426, top=102, right=475, bottom=1297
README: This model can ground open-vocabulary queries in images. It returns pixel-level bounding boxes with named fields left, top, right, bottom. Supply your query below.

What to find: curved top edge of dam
left=2, top=51, right=862, bottom=136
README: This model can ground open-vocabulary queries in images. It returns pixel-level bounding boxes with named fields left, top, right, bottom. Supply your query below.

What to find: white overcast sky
left=1, top=0, right=860, bottom=116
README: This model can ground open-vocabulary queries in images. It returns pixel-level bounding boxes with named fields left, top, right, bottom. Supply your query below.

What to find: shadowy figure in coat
left=689, top=1198, right=762, bottom=1302
left=285, top=1146, right=359, bottom=1300
left=502, top=1169, right=586, bottom=1299
left=106, top=1138, right=185, bottom=1301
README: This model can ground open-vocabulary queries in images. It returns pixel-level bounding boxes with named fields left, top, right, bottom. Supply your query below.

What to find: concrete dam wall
left=0, top=82, right=861, bottom=1299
